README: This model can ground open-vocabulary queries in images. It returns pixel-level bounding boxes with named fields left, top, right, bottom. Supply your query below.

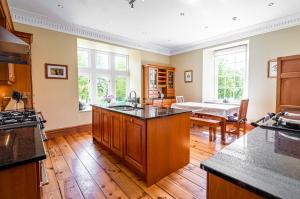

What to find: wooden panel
left=92, top=108, right=101, bottom=141
left=280, top=78, right=300, bottom=105
left=0, top=162, right=39, bottom=199
left=207, top=173, right=262, bottom=199
left=146, top=113, right=190, bottom=186
left=101, top=109, right=111, bottom=148
left=110, top=111, right=123, bottom=157
left=123, top=116, right=146, bottom=174
left=0, top=0, right=14, bottom=32
left=277, top=55, right=300, bottom=112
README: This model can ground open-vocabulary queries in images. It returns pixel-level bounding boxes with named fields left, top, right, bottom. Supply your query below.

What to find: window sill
left=79, top=106, right=92, bottom=112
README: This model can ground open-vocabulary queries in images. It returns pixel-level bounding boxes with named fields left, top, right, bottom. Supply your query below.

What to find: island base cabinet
left=146, top=113, right=190, bottom=186
left=92, top=106, right=190, bottom=186
left=123, top=116, right=146, bottom=175
left=207, top=173, right=263, bottom=199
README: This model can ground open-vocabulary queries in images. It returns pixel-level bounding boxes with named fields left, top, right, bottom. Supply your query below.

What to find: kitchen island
left=201, top=127, right=300, bottom=199
left=92, top=104, right=190, bottom=186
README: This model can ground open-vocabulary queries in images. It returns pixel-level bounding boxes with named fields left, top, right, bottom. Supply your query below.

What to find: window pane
left=116, top=76, right=127, bottom=102
left=96, top=53, right=109, bottom=69
left=215, top=45, right=247, bottom=101
left=78, top=75, right=90, bottom=104
left=115, top=56, right=127, bottom=71
left=96, top=77, right=110, bottom=104
left=78, top=50, right=89, bottom=68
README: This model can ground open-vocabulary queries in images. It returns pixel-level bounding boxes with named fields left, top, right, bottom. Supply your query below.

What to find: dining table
left=171, top=102, right=240, bottom=143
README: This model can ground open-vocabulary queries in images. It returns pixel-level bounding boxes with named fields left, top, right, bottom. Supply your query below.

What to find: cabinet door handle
left=40, top=161, right=49, bottom=187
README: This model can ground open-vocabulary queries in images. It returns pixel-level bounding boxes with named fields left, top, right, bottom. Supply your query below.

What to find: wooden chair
left=190, top=115, right=222, bottom=142
left=226, top=99, right=249, bottom=138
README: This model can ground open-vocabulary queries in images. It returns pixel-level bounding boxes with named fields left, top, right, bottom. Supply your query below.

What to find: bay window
left=78, top=48, right=129, bottom=111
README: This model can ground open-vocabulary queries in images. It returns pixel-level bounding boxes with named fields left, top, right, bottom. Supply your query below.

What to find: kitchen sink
left=109, top=105, right=143, bottom=111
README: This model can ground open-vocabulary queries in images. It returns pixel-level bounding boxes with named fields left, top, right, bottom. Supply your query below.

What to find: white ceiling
left=8, top=0, right=300, bottom=54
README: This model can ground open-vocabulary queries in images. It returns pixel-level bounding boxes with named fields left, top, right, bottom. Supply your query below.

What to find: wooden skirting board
left=46, top=124, right=92, bottom=139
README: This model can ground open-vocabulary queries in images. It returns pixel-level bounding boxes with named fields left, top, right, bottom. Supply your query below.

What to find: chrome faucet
left=128, top=90, right=138, bottom=108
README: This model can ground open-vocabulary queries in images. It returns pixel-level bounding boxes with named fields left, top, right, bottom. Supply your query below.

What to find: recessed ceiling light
left=57, top=4, right=64, bottom=8
left=180, top=12, right=185, bottom=16
left=268, top=2, right=274, bottom=6
left=232, top=17, right=237, bottom=21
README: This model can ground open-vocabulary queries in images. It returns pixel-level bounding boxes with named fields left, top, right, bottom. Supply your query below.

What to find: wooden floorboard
left=42, top=127, right=226, bottom=199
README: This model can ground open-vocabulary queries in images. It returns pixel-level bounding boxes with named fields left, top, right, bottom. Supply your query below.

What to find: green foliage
left=115, top=56, right=127, bottom=71
left=78, top=76, right=89, bottom=103
left=96, top=77, right=109, bottom=104
left=217, top=61, right=244, bottom=100
left=116, top=77, right=127, bottom=102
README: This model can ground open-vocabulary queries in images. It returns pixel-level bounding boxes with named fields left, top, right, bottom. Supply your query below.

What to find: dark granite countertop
left=201, top=127, right=300, bottom=199
left=91, top=104, right=190, bottom=120
left=0, top=126, right=46, bottom=170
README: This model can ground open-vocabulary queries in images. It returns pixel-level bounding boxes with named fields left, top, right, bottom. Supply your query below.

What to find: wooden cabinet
left=143, top=64, right=176, bottom=106
left=123, top=116, right=146, bottom=174
left=0, top=162, right=42, bottom=199
left=92, top=108, right=146, bottom=174
left=101, top=109, right=111, bottom=148
left=92, top=108, right=101, bottom=141
left=110, top=112, right=123, bottom=158
left=0, top=63, right=15, bottom=85
left=92, top=106, right=190, bottom=186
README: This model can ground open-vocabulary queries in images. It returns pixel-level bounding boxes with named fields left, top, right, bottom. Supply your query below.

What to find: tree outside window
left=215, top=45, right=247, bottom=102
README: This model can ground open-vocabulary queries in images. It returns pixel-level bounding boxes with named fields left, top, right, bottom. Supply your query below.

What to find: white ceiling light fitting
left=268, top=2, right=275, bottom=7
left=129, top=0, right=137, bottom=8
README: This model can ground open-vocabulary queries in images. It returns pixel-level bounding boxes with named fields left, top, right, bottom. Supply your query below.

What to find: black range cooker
left=0, top=109, right=47, bottom=141
left=252, top=111, right=300, bottom=133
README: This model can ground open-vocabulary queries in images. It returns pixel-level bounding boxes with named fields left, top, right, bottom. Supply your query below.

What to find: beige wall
left=171, top=26, right=300, bottom=121
left=14, top=23, right=170, bottom=130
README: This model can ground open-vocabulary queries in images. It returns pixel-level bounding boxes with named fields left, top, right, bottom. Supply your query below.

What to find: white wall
left=171, top=26, right=300, bottom=121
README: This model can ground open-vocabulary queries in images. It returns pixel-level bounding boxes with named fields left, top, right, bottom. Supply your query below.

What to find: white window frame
left=78, top=47, right=130, bottom=108
left=202, top=41, right=249, bottom=104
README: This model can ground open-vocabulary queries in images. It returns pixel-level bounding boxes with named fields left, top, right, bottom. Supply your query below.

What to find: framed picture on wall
left=268, top=59, right=277, bottom=78
left=184, top=70, right=193, bottom=83
left=45, top=63, right=68, bottom=79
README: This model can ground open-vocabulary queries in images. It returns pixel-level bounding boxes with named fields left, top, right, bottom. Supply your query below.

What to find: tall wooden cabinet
left=143, top=64, right=176, bottom=108
left=276, top=55, right=300, bottom=112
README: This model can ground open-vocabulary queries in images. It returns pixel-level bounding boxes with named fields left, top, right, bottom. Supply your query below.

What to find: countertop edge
left=200, top=162, right=279, bottom=199
left=91, top=104, right=191, bottom=120
left=0, top=154, right=46, bottom=171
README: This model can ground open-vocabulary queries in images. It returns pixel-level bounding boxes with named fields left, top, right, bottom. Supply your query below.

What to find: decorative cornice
left=10, top=7, right=300, bottom=56
left=10, top=7, right=171, bottom=56
left=170, top=12, right=300, bottom=55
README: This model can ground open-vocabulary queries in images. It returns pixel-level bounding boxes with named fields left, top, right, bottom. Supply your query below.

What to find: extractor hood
left=0, top=26, right=30, bottom=64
